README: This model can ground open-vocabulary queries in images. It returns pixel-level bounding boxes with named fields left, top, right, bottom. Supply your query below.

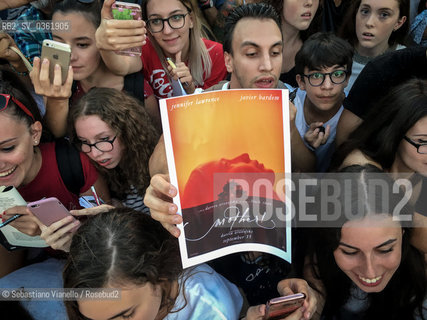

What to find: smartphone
left=264, top=293, right=306, bottom=320
left=111, top=1, right=142, bottom=56
left=27, top=197, right=79, bottom=232
left=41, top=39, right=71, bottom=84
left=317, top=126, right=326, bottom=134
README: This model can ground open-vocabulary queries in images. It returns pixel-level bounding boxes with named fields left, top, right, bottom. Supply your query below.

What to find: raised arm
left=30, top=57, right=73, bottom=138
left=95, top=0, right=145, bottom=76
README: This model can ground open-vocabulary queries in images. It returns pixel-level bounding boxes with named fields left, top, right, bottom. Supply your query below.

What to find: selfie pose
left=96, top=0, right=227, bottom=99
left=30, top=0, right=159, bottom=138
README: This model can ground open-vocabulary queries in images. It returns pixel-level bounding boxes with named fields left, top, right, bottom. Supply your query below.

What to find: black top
left=344, top=46, right=427, bottom=119
left=321, top=0, right=353, bottom=34
left=280, top=67, right=298, bottom=88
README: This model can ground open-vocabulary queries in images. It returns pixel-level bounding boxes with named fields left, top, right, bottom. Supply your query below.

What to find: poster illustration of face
left=161, top=89, right=292, bottom=267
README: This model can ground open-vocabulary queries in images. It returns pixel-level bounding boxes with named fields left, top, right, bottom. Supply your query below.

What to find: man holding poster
left=145, top=3, right=317, bottom=319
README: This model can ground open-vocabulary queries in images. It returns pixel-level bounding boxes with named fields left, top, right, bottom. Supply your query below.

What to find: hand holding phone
left=27, top=197, right=79, bottom=232
left=111, top=1, right=142, bottom=56
left=41, top=40, right=71, bottom=84
left=264, top=293, right=306, bottom=320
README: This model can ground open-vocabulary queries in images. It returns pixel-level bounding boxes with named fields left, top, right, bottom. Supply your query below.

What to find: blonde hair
left=143, top=0, right=212, bottom=86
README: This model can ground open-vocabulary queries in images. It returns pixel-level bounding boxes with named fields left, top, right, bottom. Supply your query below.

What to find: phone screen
left=111, top=2, right=142, bottom=56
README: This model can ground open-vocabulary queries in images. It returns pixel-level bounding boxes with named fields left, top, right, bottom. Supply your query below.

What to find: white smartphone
left=111, top=1, right=142, bottom=56
left=41, top=39, right=71, bottom=84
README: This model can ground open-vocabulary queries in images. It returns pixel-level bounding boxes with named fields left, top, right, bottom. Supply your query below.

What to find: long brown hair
left=68, top=88, right=159, bottom=197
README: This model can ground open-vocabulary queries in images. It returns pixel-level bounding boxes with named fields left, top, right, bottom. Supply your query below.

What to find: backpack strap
left=123, top=71, right=145, bottom=103
left=55, top=138, right=85, bottom=196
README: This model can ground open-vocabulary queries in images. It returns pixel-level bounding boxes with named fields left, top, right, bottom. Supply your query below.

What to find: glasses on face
left=303, top=70, right=348, bottom=87
left=79, top=136, right=117, bottom=153
left=0, top=93, right=35, bottom=121
left=146, top=13, right=189, bottom=33
left=403, top=136, right=427, bottom=154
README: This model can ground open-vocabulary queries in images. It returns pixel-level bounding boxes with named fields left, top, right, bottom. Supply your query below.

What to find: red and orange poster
left=160, top=89, right=292, bottom=268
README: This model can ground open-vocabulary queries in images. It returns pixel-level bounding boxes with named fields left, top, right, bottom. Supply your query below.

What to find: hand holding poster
left=160, top=89, right=292, bottom=268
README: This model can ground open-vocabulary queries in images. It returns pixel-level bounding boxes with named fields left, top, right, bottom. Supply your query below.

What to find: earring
left=34, top=140, right=38, bottom=145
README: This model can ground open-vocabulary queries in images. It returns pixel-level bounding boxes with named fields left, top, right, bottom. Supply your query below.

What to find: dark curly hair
left=63, top=207, right=183, bottom=320
left=68, top=88, right=159, bottom=197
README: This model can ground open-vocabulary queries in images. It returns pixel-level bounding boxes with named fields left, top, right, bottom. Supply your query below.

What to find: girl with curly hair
left=64, top=207, right=243, bottom=320
left=68, top=87, right=159, bottom=213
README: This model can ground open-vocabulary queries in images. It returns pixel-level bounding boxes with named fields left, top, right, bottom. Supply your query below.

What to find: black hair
left=52, top=0, right=101, bottom=28
left=0, top=68, right=42, bottom=126
left=305, top=165, right=426, bottom=320
left=339, top=0, right=409, bottom=48
left=223, top=3, right=282, bottom=54
left=333, top=78, right=427, bottom=170
left=64, top=207, right=183, bottom=320
left=295, top=32, right=354, bottom=76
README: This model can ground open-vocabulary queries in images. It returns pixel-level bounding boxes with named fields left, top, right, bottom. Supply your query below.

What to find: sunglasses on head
left=0, top=94, right=35, bottom=121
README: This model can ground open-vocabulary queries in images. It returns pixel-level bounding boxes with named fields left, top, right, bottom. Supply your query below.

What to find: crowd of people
left=0, top=0, right=426, bottom=319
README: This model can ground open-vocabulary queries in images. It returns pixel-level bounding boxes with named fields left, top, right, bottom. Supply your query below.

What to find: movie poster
left=160, top=89, right=292, bottom=268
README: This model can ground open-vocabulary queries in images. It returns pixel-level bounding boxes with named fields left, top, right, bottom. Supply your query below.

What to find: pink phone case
left=27, top=197, right=78, bottom=231
left=264, top=293, right=306, bottom=320
left=111, top=1, right=142, bottom=56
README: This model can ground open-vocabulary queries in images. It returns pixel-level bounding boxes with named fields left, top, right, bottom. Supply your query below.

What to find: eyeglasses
left=403, top=136, right=427, bottom=154
left=0, top=94, right=35, bottom=121
left=79, top=136, right=117, bottom=153
left=303, top=70, right=348, bottom=87
left=146, top=13, right=189, bottom=33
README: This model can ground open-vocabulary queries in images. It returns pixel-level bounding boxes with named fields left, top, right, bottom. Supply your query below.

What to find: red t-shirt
left=18, top=142, right=98, bottom=210
left=71, top=79, right=153, bottom=105
left=141, top=38, right=227, bottom=99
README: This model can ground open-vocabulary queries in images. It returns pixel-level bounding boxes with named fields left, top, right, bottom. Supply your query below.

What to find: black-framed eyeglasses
left=403, top=136, right=427, bottom=154
left=79, top=136, right=117, bottom=153
left=303, top=70, right=348, bottom=87
left=0, top=93, right=35, bottom=121
left=146, top=13, right=189, bottom=33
